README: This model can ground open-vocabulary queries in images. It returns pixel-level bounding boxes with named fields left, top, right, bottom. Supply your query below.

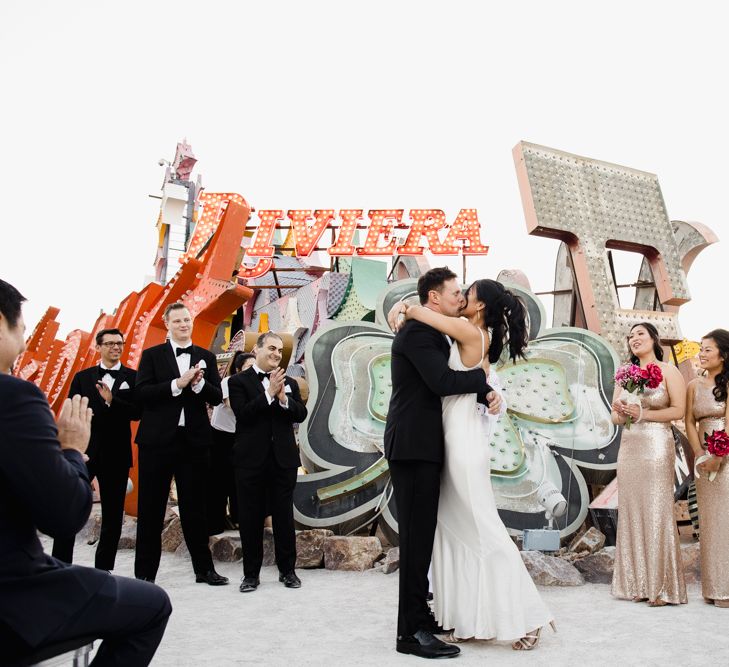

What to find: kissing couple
left=384, top=267, right=555, bottom=659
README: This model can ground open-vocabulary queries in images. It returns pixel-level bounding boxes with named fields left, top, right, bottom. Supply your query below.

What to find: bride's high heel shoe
left=442, top=631, right=473, bottom=644
left=511, top=621, right=556, bottom=651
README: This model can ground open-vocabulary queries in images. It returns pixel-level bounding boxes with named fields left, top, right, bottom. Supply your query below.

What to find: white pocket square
left=197, top=359, right=207, bottom=369
left=119, top=381, right=130, bottom=390
left=285, top=384, right=292, bottom=394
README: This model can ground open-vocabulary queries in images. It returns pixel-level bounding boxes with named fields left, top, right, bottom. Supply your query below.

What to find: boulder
left=521, top=550, right=584, bottom=586
left=163, top=505, right=179, bottom=528
left=323, top=536, right=383, bottom=571
left=161, top=517, right=184, bottom=553
left=558, top=550, right=582, bottom=563
left=211, top=534, right=243, bottom=563
left=574, top=547, right=615, bottom=583
left=380, top=547, right=400, bottom=574
left=681, top=541, right=701, bottom=583
left=262, top=527, right=276, bottom=566
left=296, top=529, right=334, bottom=568
left=116, top=516, right=137, bottom=550
left=79, top=512, right=102, bottom=545
left=175, top=540, right=190, bottom=560
left=564, top=522, right=587, bottom=548
left=569, top=527, right=606, bottom=555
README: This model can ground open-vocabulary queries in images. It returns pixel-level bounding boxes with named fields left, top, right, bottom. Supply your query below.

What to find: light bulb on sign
left=358, top=210, right=402, bottom=256
left=329, top=209, right=362, bottom=256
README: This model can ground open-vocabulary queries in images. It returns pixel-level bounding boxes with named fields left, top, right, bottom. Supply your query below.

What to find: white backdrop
left=1, top=0, right=726, bottom=342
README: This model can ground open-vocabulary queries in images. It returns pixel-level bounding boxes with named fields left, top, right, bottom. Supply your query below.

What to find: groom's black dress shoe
left=195, top=569, right=229, bottom=586
left=396, top=630, right=460, bottom=659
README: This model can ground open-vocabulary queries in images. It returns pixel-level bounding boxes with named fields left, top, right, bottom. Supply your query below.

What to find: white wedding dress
left=431, top=336, right=553, bottom=640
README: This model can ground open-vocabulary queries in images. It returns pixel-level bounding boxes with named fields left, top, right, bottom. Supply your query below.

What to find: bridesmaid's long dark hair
left=703, top=328, right=729, bottom=403
left=469, top=279, right=529, bottom=364
left=224, top=351, right=255, bottom=378
left=628, top=322, right=664, bottom=365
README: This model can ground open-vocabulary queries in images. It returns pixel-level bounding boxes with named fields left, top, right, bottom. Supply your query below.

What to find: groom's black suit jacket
left=135, top=342, right=222, bottom=449
left=384, top=320, right=491, bottom=463
left=69, top=365, right=139, bottom=469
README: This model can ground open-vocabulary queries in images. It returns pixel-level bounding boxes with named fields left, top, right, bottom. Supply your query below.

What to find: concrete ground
left=39, top=536, right=718, bottom=667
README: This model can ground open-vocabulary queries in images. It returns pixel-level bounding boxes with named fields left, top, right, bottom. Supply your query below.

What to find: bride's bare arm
left=404, top=305, right=481, bottom=348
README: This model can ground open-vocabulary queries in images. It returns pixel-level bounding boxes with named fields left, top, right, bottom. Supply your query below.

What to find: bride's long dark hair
left=468, top=279, right=529, bottom=364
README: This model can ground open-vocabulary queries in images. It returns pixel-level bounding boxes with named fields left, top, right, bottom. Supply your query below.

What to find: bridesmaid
left=685, top=329, right=729, bottom=607
left=610, top=322, right=687, bottom=606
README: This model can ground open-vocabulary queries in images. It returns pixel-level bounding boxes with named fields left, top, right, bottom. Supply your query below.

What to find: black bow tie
left=99, top=367, right=120, bottom=379
left=176, top=346, right=193, bottom=356
left=257, top=371, right=270, bottom=381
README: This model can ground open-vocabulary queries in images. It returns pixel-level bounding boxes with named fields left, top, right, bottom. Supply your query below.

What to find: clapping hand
left=176, top=366, right=198, bottom=389
left=276, top=374, right=289, bottom=404
left=96, top=381, right=112, bottom=404
left=191, top=364, right=205, bottom=387
left=177, top=364, right=204, bottom=389
left=267, top=367, right=286, bottom=399
left=57, top=395, right=93, bottom=454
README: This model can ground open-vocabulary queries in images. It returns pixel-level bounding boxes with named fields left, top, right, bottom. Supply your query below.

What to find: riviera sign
left=187, top=195, right=489, bottom=278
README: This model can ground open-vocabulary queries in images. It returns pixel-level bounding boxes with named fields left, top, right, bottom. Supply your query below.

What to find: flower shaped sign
left=294, top=279, right=620, bottom=542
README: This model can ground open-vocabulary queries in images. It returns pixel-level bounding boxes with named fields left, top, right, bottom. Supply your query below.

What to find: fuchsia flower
left=614, top=363, right=662, bottom=394
left=614, top=363, right=663, bottom=429
left=642, top=363, right=663, bottom=389
left=706, top=429, right=729, bottom=458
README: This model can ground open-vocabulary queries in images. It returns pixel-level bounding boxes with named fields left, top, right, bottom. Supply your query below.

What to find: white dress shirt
left=252, top=363, right=289, bottom=409
left=169, top=339, right=205, bottom=426
left=98, top=361, right=122, bottom=390
left=98, top=361, right=122, bottom=407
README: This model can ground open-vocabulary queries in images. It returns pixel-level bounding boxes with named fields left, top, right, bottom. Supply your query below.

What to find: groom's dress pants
left=388, top=459, right=441, bottom=638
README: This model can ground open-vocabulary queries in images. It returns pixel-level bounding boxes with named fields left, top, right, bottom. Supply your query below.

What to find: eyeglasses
left=100, top=341, right=124, bottom=348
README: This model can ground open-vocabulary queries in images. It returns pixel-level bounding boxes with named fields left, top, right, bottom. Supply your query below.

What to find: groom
left=385, top=267, right=499, bottom=659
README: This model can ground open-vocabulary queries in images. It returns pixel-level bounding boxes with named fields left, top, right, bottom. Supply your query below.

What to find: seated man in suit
left=52, top=328, right=139, bottom=570
left=229, top=332, right=307, bottom=593
left=134, top=302, right=228, bottom=586
left=0, top=279, right=171, bottom=666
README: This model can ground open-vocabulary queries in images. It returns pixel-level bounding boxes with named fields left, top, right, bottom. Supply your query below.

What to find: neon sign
left=192, top=196, right=489, bottom=278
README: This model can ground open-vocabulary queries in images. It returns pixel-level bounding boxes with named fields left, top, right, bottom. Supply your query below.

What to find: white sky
left=1, top=1, right=727, bottom=343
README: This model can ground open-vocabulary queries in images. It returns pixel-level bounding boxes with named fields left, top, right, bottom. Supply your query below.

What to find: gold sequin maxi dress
left=611, top=382, right=687, bottom=604
left=692, top=381, right=728, bottom=602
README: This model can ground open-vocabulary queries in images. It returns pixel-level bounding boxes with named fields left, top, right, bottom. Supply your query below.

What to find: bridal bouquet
left=695, top=429, right=729, bottom=482
left=614, top=363, right=663, bottom=429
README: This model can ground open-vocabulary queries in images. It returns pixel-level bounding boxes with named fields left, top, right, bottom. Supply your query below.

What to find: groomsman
left=134, top=303, right=228, bottom=586
left=52, top=328, right=139, bottom=570
left=229, top=332, right=307, bottom=593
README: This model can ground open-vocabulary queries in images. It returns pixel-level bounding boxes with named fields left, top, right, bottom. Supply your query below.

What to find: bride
left=399, top=279, right=554, bottom=650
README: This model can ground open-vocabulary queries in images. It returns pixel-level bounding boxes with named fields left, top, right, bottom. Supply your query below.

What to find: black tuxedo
left=134, top=341, right=222, bottom=580
left=52, top=364, right=139, bottom=569
left=229, top=366, right=307, bottom=577
left=384, top=320, right=491, bottom=638
left=0, top=375, right=171, bottom=666
left=135, top=343, right=221, bottom=449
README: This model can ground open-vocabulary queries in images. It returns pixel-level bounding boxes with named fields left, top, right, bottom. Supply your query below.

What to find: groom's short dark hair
left=417, top=267, right=457, bottom=305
